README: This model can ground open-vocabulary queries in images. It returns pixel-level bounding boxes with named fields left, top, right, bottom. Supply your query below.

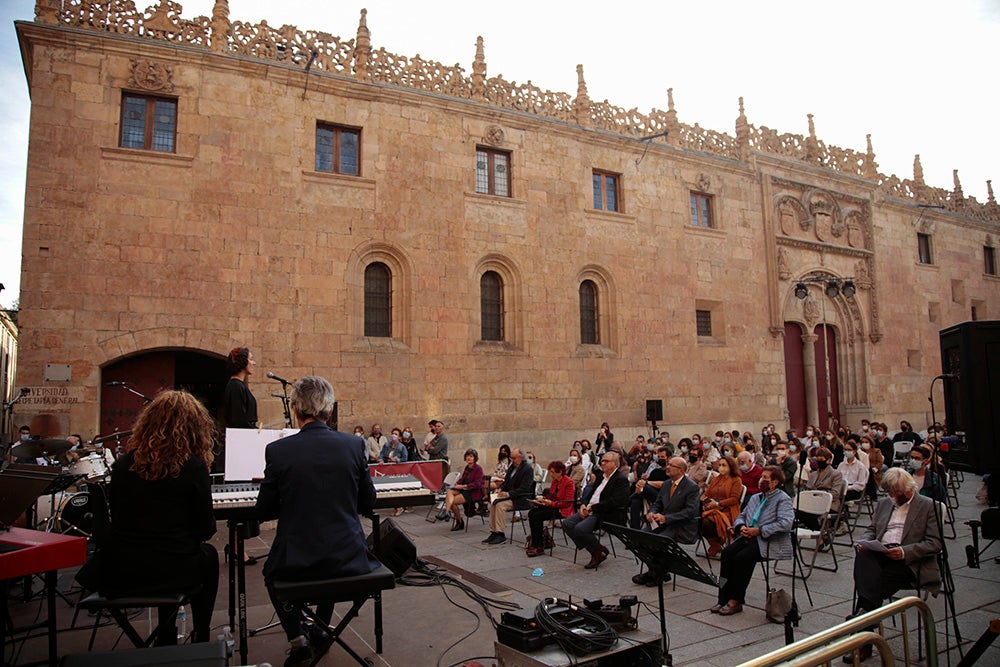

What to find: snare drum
left=56, top=491, right=93, bottom=537
left=70, top=453, right=109, bottom=481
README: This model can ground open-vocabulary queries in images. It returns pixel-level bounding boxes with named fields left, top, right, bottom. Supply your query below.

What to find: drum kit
left=11, top=430, right=130, bottom=537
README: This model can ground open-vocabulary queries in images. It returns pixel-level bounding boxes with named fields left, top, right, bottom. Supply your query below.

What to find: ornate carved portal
left=782, top=277, right=870, bottom=431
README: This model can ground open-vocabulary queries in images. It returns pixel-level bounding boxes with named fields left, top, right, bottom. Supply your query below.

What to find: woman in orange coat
left=701, top=455, right=743, bottom=556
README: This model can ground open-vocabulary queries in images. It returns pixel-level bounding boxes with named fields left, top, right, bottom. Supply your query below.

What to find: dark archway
left=100, top=349, right=227, bottom=437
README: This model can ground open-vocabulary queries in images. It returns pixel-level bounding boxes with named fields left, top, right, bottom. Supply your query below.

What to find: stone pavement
left=7, top=473, right=999, bottom=666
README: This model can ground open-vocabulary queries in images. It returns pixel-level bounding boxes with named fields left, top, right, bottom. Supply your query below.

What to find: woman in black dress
left=102, top=390, right=219, bottom=643
left=220, top=346, right=258, bottom=430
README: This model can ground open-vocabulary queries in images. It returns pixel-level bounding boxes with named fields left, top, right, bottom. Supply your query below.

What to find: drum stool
left=270, top=564, right=395, bottom=666
left=77, top=591, right=190, bottom=649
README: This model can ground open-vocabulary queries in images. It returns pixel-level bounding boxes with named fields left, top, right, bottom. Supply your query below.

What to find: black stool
left=271, top=564, right=396, bottom=666
left=77, top=591, right=189, bottom=649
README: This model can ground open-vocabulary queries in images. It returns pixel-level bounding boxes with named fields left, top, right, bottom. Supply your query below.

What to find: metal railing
left=736, top=596, right=936, bottom=667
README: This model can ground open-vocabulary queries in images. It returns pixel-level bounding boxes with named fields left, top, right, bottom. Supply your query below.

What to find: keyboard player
left=255, top=376, right=379, bottom=667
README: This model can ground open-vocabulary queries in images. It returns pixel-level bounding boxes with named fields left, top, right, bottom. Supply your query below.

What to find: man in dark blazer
left=256, top=376, right=379, bottom=666
left=562, top=451, right=630, bottom=569
left=854, top=467, right=942, bottom=612
left=632, top=457, right=701, bottom=585
left=483, top=448, right=535, bottom=545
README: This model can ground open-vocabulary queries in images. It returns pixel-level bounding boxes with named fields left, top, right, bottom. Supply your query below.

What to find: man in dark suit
left=632, top=457, right=701, bottom=585
left=483, top=448, right=535, bottom=545
left=562, top=451, right=630, bottom=569
left=256, top=376, right=379, bottom=666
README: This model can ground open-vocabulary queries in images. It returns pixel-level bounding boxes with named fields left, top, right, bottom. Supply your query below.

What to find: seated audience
left=565, top=447, right=587, bottom=492
left=712, top=466, right=793, bottom=616
left=837, top=440, right=868, bottom=503
left=483, top=448, right=534, bottom=545
left=443, top=448, right=484, bottom=530
left=908, top=444, right=947, bottom=502
left=562, top=451, right=629, bottom=569
left=701, top=455, right=743, bottom=556
left=379, top=429, right=407, bottom=463
left=799, top=446, right=844, bottom=530
left=629, top=446, right=670, bottom=529
left=489, top=444, right=513, bottom=490
left=632, top=457, right=700, bottom=585
left=686, top=442, right=710, bottom=491
left=737, top=450, right=763, bottom=497
left=526, top=461, right=577, bottom=556
left=770, top=441, right=798, bottom=497
left=96, top=390, right=219, bottom=645
left=256, top=377, right=378, bottom=666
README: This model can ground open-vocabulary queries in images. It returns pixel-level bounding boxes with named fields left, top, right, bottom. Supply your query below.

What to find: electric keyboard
left=211, top=477, right=435, bottom=518
left=211, top=482, right=260, bottom=521
left=372, top=474, right=435, bottom=509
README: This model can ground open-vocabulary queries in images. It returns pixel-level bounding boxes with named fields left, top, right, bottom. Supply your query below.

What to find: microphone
left=19, top=387, right=30, bottom=395
left=266, top=372, right=289, bottom=384
left=105, top=381, right=126, bottom=387
left=936, top=372, right=960, bottom=381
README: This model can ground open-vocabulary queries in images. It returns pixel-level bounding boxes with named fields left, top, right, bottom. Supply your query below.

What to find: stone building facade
left=13, top=1, right=999, bottom=453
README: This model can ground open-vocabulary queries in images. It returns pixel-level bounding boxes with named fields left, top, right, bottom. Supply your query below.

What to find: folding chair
left=425, top=471, right=461, bottom=522
left=459, top=477, right=490, bottom=532
left=776, top=490, right=835, bottom=579
left=545, top=488, right=579, bottom=555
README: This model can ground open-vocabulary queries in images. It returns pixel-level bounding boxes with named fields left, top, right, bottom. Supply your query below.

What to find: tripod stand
left=926, top=374, right=965, bottom=665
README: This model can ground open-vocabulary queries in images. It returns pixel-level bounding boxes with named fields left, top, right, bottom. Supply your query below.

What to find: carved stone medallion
left=129, top=59, right=174, bottom=93
left=484, top=125, right=505, bottom=146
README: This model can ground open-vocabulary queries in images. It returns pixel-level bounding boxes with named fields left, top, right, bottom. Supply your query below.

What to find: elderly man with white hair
left=846, top=467, right=942, bottom=662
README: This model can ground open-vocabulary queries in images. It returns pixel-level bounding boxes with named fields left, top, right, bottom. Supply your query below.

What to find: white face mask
left=861, top=443, right=870, bottom=451
left=570, top=455, right=579, bottom=463
left=789, top=445, right=797, bottom=453
left=845, top=451, right=856, bottom=461
left=403, top=431, right=411, bottom=439
left=806, top=430, right=814, bottom=437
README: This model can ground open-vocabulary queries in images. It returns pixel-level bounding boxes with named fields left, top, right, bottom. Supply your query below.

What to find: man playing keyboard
left=255, top=376, right=379, bottom=667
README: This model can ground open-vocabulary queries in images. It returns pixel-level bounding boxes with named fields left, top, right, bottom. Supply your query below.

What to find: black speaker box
left=645, top=399, right=663, bottom=422
left=365, top=517, right=417, bottom=576
left=939, top=320, right=1000, bottom=474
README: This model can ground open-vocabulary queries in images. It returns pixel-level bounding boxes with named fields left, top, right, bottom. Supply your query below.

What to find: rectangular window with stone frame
left=315, top=123, right=360, bottom=175
left=475, top=147, right=511, bottom=197
left=696, top=309, right=713, bottom=337
left=592, top=170, right=621, bottom=212
left=985, top=246, right=996, bottom=276
left=690, top=192, right=713, bottom=228
left=120, top=93, right=177, bottom=152
left=917, top=232, right=933, bottom=264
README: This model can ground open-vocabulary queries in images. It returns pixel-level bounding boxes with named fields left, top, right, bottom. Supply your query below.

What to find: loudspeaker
left=645, top=399, right=663, bottom=422
left=939, top=320, right=1000, bottom=474
left=365, top=517, right=417, bottom=576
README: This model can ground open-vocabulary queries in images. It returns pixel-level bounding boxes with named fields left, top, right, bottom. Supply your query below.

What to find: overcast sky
left=1, top=0, right=997, bottom=308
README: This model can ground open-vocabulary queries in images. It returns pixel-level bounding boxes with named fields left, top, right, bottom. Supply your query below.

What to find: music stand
left=603, top=523, right=717, bottom=661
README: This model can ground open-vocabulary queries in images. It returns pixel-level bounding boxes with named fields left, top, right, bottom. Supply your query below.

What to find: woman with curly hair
left=101, top=390, right=219, bottom=644
left=220, top=346, right=258, bottom=430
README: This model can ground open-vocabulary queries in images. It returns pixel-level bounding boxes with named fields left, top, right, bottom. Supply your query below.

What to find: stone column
left=801, top=333, right=819, bottom=427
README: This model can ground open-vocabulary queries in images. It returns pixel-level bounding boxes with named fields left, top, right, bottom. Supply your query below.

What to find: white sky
left=1, top=0, right=997, bottom=308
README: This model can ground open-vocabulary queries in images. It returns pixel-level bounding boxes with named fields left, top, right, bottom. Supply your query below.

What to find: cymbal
left=92, top=430, right=132, bottom=444
left=10, top=441, right=43, bottom=459
left=38, top=438, right=75, bottom=454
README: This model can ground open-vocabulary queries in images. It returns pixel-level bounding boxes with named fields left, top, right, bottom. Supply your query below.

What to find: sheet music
left=224, top=428, right=298, bottom=481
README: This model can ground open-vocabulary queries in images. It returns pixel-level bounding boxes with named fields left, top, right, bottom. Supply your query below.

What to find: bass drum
left=57, top=492, right=93, bottom=537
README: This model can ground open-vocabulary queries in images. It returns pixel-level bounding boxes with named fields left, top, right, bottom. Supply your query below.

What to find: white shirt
left=589, top=474, right=611, bottom=506
left=881, top=496, right=913, bottom=545
left=838, top=457, right=868, bottom=492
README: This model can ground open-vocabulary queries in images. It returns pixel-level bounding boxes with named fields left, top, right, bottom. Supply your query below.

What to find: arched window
left=364, top=262, right=392, bottom=337
left=579, top=280, right=599, bottom=345
left=480, top=271, right=504, bottom=341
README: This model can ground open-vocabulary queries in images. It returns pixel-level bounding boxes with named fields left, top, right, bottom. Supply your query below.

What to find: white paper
left=224, top=427, right=298, bottom=481
left=854, top=539, right=888, bottom=553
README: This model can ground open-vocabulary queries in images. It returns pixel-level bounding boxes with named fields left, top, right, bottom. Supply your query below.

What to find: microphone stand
left=108, top=382, right=152, bottom=405
left=269, top=378, right=293, bottom=429
left=1, top=389, right=29, bottom=458
left=927, top=376, right=964, bottom=665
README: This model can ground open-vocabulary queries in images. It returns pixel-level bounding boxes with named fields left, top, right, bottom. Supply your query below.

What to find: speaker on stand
left=645, top=400, right=663, bottom=439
